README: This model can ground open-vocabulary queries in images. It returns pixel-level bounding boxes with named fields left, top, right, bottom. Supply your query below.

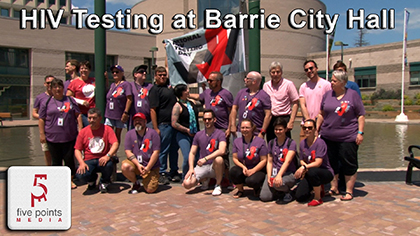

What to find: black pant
left=267, top=115, right=291, bottom=143
left=47, top=140, right=76, bottom=176
left=295, top=167, right=333, bottom=202
left=229, top=165, right=266, bottom=191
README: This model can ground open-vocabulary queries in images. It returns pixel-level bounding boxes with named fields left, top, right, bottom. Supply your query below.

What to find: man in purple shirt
left=128, top=65, right=154, bottom=130
left=230, top=71, right=272, bottom=139
left=32, top=75, right=54, bottom=166
left=122, top=112, right=161, bottom=194
left=182, top=110, right=227, bottom=196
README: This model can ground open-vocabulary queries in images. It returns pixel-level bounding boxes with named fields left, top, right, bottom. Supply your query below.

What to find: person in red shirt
left=75, top=108, right=119, bottom=193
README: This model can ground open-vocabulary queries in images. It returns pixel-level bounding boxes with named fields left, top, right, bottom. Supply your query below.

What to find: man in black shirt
left=149, top=66, right=180, bottom=184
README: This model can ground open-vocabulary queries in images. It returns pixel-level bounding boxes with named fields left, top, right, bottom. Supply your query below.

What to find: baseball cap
left=132, top=65, right=148, bottom=76
left=133, top=112, right=146, bottom=120
left=110, top=65, right=124, bottom=72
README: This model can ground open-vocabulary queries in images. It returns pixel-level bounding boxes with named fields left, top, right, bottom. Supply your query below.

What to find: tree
left=354, top=29, right=370, bottom=47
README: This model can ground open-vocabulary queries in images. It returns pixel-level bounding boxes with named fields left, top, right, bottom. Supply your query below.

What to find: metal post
left=248, top=0, right=260, bottom=73
left=94, top=0, right=106, bottom=121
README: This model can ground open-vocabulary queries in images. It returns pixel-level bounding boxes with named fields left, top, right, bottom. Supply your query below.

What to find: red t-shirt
left=74, top=124, right=118, bottom=161
left=67, top=77, right=96, bottom=114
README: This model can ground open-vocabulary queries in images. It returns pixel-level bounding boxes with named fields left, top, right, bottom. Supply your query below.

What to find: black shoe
left=171, top=173, right=182, bottom=183
left=87, top=182, right=96, bottom=191
left=158, top=173, right=170, bottom=185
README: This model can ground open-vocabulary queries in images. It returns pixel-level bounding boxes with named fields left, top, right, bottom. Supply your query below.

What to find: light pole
left=150, top=46, right=158, bottom=77
left=334, top=41, right=348, bottom=61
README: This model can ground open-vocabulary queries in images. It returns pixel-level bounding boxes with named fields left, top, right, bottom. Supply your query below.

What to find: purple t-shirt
left=34, top=92, right=50, bottom=110
left=199, top=88, right=233, bottom=130
left=268, top=137, right=297, bottom=175
left=192, top=129, right=226, bottom=164
left=233, top=88, right=271, bottom=132
left=64, top=79, right=72, bottom=94
left=39, top=96, right=80, bottom=143
left=130, top=81, right=153, bottom=122
left=105, top=81, right=132, bottom=120
left=124, top=128, right=161, bottom=169
left=299, top=138, right=334, bottom=176
left=320, top=89, right=366, bottom=142
left=232, top=136, right=268, bottom=169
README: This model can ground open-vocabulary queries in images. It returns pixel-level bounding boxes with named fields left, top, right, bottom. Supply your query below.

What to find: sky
left=71, top=0, right=420, bottom=50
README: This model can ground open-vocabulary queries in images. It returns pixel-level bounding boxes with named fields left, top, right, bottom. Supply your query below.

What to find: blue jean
left=175, top=131, right=198, bottom=179
left=81, top=113, right=89, bottom=128
left=158, top=124, right=179, bottom=175
left=76, top=158, right=114, bottom=184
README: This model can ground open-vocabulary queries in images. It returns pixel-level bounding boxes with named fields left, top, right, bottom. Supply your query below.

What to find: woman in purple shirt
left=316, top=70, right=365, bottom=201
left=38, top=78, right=81, bottom=189
left=294, top=119, right=334, bottom=206
left=229, top=119, right=268, bottom=198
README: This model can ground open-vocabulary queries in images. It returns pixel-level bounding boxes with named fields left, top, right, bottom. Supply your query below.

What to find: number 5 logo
left=31, top=174, right=48, bottom=207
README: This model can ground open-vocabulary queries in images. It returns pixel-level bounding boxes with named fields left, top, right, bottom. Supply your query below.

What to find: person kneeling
left=122, top=112, right=160, bottom=194
left=182, top=110, right=226, bottom=196
left=75, top=108, right=119, bottom=193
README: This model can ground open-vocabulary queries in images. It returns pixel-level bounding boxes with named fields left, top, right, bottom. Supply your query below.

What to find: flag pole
left=395, top=8, right=409, bottom=122
left=326, top=34, right=329, bottom=80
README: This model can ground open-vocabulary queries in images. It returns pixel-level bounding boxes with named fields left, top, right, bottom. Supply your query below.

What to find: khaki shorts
left=194, top=163, right=216, bottom=182
left=41, top=142, right=49, bottom=152
left=122, top=160, right=159, bottom=192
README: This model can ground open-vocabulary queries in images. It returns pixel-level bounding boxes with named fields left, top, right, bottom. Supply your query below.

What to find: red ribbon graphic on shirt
left=62, top=102, right=70, bottom=113
left=309, top=150, right=316, bottom=163
left=247, top=97, right=259, bottom=111
left=207, top=139, right=216, bottom=152
left=211, top=95, right=222, bottom=106
left=337, top=102, right=348, bottom=116
left=280, top=148, right=288, bottom=162
left=140, top=88, right=148, bottom=99
left=113, top=87, right=124, bottom=98
left=247, top=146, right=257, bottom=160
left=141, top=139, right=150, bottom=152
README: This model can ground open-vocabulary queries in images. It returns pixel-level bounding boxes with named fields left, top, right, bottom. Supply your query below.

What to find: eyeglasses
left=203, top=118, right=213, bottom=122
left=304, top=67, right=314, bottom=72
left=112, top=71, right=120, bottom=74
left=245, top=77, right=254, bottom=81
left=303, top=126, right=314, bottom=130
left=207, top=79, right=216, bottom=83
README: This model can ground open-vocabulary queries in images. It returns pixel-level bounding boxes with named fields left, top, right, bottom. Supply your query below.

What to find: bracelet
left=124, top=111, right=129, bottom=115
left=106, top=153, right=111, bottom=157
left=303, top=165, right=307, bottom=170
left=358, top=131, right=364, bottom=135
left=128, top=155, right=135, bottom=161
left=204, top=157, right=208, bottom=162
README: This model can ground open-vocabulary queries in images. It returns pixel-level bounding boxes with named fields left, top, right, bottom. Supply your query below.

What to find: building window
left=355, top=66, right=376, bottom=88
left=410, top=62, right=420, bottom=85
left=1, top=8, right=9, bottom=17
left=60, top=0, right=66, bottom=7
left=13, top=9, right=20, bottom=18
left=49, top=0, right=55, bottom=6
left=60, top=17, right=67, bottom=24
left=197, top=0, right=240, bottom=27
left=38, top=0, right=45, bottom=3
left=0, top=47, right=29, bottom=68
left=65, top=52, right=116, bottom=80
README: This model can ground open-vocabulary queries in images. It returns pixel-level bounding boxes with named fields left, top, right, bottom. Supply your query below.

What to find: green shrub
left=405, top=99, right=413, bottom=105
left=363, top=101, right=371, bottom=106
left=371, top=89, right=401, bottom=102
left=416, top=100, right=420, bottom=105
left=382, top=105, right=395, bottom=111
left=361, top=94, right=370, bottom=100
left=404, top=95, right=410, bottom=100
left=415, top=93, right=420, bottom=100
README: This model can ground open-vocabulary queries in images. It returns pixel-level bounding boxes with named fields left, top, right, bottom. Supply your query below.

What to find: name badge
left=109, top=102, right=114, bottom=110
left=137, top=100, right=142, bottom=108
left=57, top=118, right=64, bottom=126
left=272, top=168, right=278, bottom=177
left=137, top=155, right=143, bottom=163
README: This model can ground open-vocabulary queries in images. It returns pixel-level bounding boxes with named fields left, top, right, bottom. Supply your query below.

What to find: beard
left=135, top=124, right=143, bottom=131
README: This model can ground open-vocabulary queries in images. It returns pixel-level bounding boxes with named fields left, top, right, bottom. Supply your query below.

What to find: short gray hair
left=269, top=61, right=283, bottom=72
left=88, top=108, right=102, bottom=117
left=332, top=70, right=348, bottom=84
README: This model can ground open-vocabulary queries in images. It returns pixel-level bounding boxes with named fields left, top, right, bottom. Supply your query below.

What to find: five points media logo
left=8, top=166, right=71, bottom=230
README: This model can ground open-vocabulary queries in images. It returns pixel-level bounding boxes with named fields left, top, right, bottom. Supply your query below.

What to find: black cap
left=132, top=65, right=148, bottom=76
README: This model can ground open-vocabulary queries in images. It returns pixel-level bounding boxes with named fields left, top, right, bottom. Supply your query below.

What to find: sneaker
left=171, top=173, right=182, bottom=183
left=158, top=173, right=170, bottom=185
left=200, top=178, right=210, bottom=190
left=99, top=183, right=108, bottom=193
left=212, top=185, right=222, bottom=196
left=129, top=182, right=141, bottom=194
left=227, top=185, right=236, bottom=190
left=308, top=199, right=323, bottom=207
left=283, top=193, right=293, bottom=203
left=87, top=182, right=96, bottom=190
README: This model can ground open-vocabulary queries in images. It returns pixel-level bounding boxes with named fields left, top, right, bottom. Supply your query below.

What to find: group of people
left=33, top=58, right=365, bottom=207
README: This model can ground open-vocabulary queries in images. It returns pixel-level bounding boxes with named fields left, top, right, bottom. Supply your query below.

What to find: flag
left=403, top=9, right=410, bottom=66
left=164, top=26, right=246, bottom=87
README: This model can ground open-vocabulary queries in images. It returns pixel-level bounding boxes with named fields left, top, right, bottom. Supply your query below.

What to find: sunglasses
left=156, top=74, right=167, bottom=77
left=304, top=67, right=314, bottom=72
left=303, top=126, right=314, bottom=130
left=203, top=118, right=213, bottom=122
left=207, top=79, right=216, bottom=83
left=112, top=71, right=120, bottom=74
left=46, top=82, right=52, bottom=85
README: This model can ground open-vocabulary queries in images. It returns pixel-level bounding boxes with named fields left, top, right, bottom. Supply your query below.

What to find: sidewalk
left=1, top=180, right=420, bottom=235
